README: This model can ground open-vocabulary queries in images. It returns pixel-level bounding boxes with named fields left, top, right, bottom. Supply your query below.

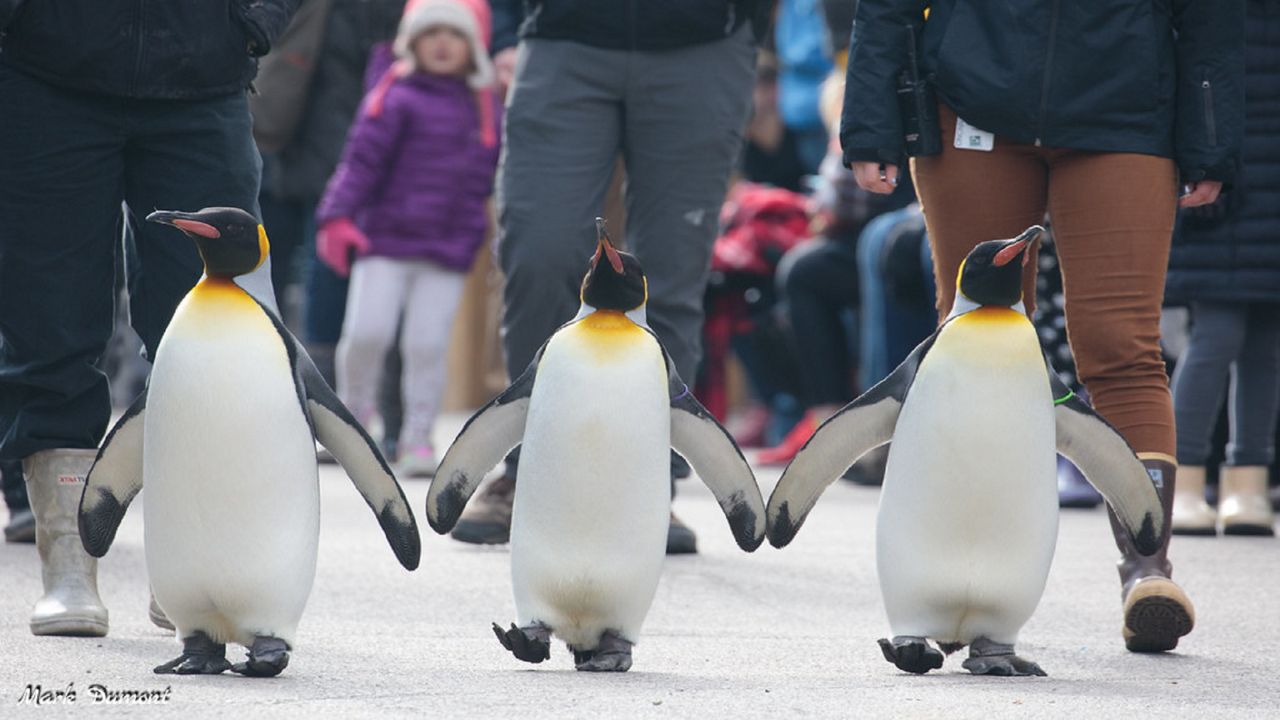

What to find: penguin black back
left=957, top=226, right=1044, bottom=308
left=148, top=207, right=268, bottom=279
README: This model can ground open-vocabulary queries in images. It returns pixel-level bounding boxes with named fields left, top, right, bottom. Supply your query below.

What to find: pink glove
left=316, top=218, right=370, bottom=277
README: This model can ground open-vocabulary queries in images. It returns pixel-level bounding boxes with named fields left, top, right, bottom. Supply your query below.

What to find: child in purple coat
left=316, top=0, right=501, bottom=477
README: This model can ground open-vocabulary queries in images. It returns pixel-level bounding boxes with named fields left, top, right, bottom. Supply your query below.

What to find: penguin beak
left=993, top=225, right=1044, bottom=268
left=147, top=210, right=221, bottom=239
left=593, top=217, right=624, bottom=274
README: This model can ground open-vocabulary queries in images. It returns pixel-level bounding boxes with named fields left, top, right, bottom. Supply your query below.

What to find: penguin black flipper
left=79, top=387, right=148, bottom=557
left=660, top=345, right=765, bottom=552
left=1046, top=358, right=1164, bottom=555
left=252, top=300, right=422, bottom=571
left=425, top=344, right=541, bottom=535
left=766, top=330, right=939, bottom=548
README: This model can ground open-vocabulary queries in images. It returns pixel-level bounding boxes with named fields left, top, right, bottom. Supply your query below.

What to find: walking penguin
left=426, top=219, right=765, bottom=672
left=78, top=207, right=421, bottom=677
left=766, top=226, right=1165, bottom=676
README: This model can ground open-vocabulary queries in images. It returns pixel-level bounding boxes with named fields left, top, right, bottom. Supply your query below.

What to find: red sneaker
left=757, top=413, right=818, bottom=466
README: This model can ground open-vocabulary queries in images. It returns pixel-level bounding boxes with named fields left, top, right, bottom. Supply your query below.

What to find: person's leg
left=909, top=104, right=1046, bottom=319
left=1218, top=302, right=1280, bottom=534
left=497, top=39, right=625, bottom=379
left=303, top=257, right=350, bottom=384
left=0, top=65, right=124, bottom=636
left=336, top=257, right=410, bottom=427
left=622, top=26, right=756, bottom=382
left=1046, top=148, right=1191, bottom=652
left=123, top=92, right=271, bottom=359
left=622, top=26, right=755, bottom=554
left=452, top=38, right=626, bottom=544
left=759, top=240, right=858, bottom=466
left=396, top=260, right=467, bottom=476
left=1169, top=301, right=1247, bottom=534
left=782, top=240, right=858, bottom=409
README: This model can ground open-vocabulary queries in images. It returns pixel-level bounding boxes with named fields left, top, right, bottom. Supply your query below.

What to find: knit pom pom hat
left=366, top=0, right=497, bottom=147
left=394, top=0, right=494, bottom=89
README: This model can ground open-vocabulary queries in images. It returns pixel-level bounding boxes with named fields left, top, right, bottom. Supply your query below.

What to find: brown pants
left=911, top=104, right=1178, bottom=458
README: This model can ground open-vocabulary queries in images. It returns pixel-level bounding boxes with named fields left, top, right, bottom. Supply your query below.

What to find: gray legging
left=1171, top=301, right=1280, bottom=466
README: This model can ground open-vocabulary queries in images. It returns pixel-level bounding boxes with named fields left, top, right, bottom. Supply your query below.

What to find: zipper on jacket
left=1201, top=76, right=1217, bottom=147
left=1034, top=0, right=1062, bottom=147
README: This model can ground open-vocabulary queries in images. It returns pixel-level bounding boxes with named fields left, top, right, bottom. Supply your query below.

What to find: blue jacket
left=841, top=0, right=1246, bottom=185
left=1166, top=0, right=1280, bottom=305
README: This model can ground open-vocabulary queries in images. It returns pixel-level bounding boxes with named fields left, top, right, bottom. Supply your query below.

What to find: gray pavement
left=2, top=413, right=1278, bottom=718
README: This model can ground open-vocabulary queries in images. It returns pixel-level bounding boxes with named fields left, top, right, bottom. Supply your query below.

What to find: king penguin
left=765, top=226, right=1165, bottom=677
left=426, top=219, right=765, bottom=672
left=78, top=207, right=420, bottom=677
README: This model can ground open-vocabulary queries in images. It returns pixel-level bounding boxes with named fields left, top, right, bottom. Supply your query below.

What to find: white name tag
left=954, top=117, right=995, bottom=151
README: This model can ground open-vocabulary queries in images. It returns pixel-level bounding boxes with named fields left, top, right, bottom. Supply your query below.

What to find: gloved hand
left=316, top=218, right=370, bottom=277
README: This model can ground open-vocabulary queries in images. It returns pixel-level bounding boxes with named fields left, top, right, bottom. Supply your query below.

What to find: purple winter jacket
left=317, top=65, right=502, bottom=271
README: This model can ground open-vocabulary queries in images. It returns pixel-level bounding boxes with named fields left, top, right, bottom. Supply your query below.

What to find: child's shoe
left=396, top=445, right=438, bottom=479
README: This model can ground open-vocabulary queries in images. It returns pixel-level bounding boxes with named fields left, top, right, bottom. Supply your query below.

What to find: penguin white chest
left=143, top=280, right=319, bottom=646
left=877, top=308, right=1058, bottom=644
left=511, top=311, right=671, bottom=647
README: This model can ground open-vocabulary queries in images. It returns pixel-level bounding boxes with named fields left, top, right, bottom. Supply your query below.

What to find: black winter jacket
left=268, top=0, right=403, bottom=202
left=0, top=0, right=298, bottom=99
left=489, top=0, right=769, bottom=53
left=841, top=0, right=1246, bottom=185
left=1166, top=0, right=1280, bottom=305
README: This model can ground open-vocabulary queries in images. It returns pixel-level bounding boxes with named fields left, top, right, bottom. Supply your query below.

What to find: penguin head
left=580, top=218, right=647, bottom=312
left=956, top=225, right=1044, bottom=308
left=147, top=207, right=269, bottom=279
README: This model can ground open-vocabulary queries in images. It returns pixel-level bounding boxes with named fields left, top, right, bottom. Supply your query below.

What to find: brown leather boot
left=450, top=471, right=517, bottom=545
left=1107, top=457, right=1194, bottom=653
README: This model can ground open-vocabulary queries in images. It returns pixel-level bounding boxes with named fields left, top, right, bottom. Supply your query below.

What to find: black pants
left=0, top=63, right=262, bottom=461
left=778, top=239, right=859, bottom=408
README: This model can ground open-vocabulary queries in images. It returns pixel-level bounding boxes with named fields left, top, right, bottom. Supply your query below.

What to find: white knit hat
left=393, top=0, right=495, bottom=89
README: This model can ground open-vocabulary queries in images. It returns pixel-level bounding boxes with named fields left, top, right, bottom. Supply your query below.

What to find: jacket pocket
left=1201, top=75, right=1217, bottom=147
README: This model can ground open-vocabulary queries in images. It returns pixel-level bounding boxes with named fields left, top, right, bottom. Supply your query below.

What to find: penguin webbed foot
left=231, top=636, right=291, bottom=678
left=877, top=636, right=944, bottom=674
left=960, top=637, right=1047, bottom=677
left=492, top=622, right=551, bottom=663
left=573, top=630, right=632, bottom=673
left=154, top=631, right=231, bottom=675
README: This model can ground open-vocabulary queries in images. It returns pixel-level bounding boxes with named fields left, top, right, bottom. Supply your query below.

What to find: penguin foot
left=574, top=630, right=632, bottom=672
left=960, top=637, right=1046, bottom=677
left=154, top=631, right=231, bottom=675
left=231, top=636, right=291, bottom=678
left=877, top=636, right=943, bottom=674
left=492, top=622, right=551, bottom=663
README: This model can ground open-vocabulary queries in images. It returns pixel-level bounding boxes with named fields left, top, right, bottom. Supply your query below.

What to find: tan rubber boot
left=1219, top=466, right=1275, bottom=536
left=24, top=449, right=108, bottom=637
left=1107, top=457, right=1194, bottom=652
left=1171, top=465, right=1216, bottom=536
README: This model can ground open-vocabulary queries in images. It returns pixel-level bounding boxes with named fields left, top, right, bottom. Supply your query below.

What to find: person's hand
left=853, top=161, right=900, bottom=194
left=316, top=218, right=370, bottom=277
left=1179, top=180, right=1223, bottom=209
left=494, top=47, right=519, bottom=91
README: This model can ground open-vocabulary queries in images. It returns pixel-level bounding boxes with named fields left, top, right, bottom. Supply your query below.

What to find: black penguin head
left=956, top=226, right=1044, bottom=308
left=147, top=207, right=268, bottom=279
left=580, top=218, right=647, bottom=312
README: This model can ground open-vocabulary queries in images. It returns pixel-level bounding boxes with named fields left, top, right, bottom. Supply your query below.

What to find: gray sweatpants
left=1171, top=301, right=1280, bottom=466
left=495, top=28, right=757, bottom=384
